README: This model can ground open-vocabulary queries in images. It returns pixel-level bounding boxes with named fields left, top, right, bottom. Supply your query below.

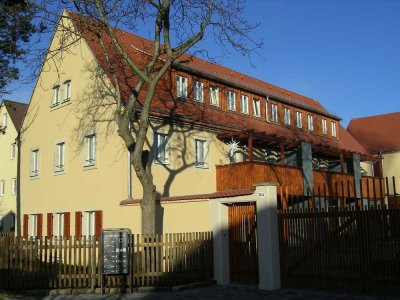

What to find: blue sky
left=5, top=0, right=400, bottom=127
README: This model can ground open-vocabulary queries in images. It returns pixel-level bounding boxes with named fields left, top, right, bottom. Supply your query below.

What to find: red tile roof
left=67, top=11, right=367, bottom=157
left=347, top=112, right=400, bottom=153
left=1, top=100, right=28, bottom=132
left=120, top=189, right=255, bottom=206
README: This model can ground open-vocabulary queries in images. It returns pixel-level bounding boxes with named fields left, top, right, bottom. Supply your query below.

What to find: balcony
left=216, top=161, right=385, bottom=199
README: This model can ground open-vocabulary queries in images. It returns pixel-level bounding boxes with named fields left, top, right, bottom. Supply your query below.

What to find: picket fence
left=0, top=232, right=213, bottom=290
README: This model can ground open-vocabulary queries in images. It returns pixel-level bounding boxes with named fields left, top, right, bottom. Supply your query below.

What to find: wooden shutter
left=75, top=211, right=82, bottom=237
left=64, top=212, right=70, bottom=238
left=47, top=213, right=53, bottom=237
left=23, top=214, right=29, bottom=237
left=37, top=214, right=43, bottom=238
left=95, top=210, right=103, bottom=239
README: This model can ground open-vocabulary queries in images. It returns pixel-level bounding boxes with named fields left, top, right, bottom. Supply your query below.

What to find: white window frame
left=193, top=81, right=203, bottom=102
left=331, top=121, right=337, bottom=137
left=154, top=132, right=169, bottom=164
left=2, top=113, right=7, bottom=128
left=322, top=119, right=327, bottom=135
left=271, top=104, right=278, bottom=122
left=84, top=134, right=96, bottom=167
left=194, top=138, right=209, bottom=169
left=30, top=214, right=38, bottom=237
left=209, top=86, right=219, bottom=106
left=227, top=91, right=236, bottom=111
left=284, top=107, right=291, bottom=125
left=10, top=143, right=16, bottom=160
left=253, top=99, right=261, bottom=117
left=52, top=85, right=60, bottom=107
left=307, top=114, right=314, bottom=131
left=240, top=95, right=249, bottom=114
left=176, top=75, right=188, bottom=98
left=85, top=211, right=96, bottom=237
left=296, top=111, right=303, bottom=128
left=11, top=178, right=17, bottom=196
left=30, top=149, right=39, bottom=177
left=63, top=80, right=71, bottom=103
left=55, top=142, right=66, bottom=173
left=55, top=213, right=65, bottom=237
left=0, top=181, right=4, bottom=196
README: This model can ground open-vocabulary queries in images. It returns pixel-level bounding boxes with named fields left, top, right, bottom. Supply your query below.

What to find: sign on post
left=101, top=228, right=132, bottom=293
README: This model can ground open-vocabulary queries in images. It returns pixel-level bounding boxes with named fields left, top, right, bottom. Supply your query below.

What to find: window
left=227, top=91, right=236, bottom=111
left=240, top=95, right=249, bottom=114
left=30, top=149, right=39, bottom=177
left=322, top=119, right=327, bottom=135
left=11, top=178, right=17, bottom=195
left=284, top=108, right=291, bottom=125
left=154, top=133, right=169, bottom=164
left=2, top=113, right=7, bottom=128
left=176, top=76, right=187, bottom=98
left=52, top=85, right=60, bottom=107
left=271, top=104, right=278, bottom=122
left=0, top=181, right=4, bottom=196
left=84, top=134, right=96, bottom=167
left=195, top=138, right=209, bottom=168
left=193, top=81, right=203, bottom=102
left=63, top=80, right=71, bottom=102
left=307, top=114, right=314, bottom=131
left=296, top=111, right=302, bottom=128
left=10, top=143, right=16, bottom=160
left=30, top=214, right=38, bottom=237
left=253, top=99, right=261, bottom=117
left=209, top=86, right=219, bottom=106
left=331, top=121, right=337, bottom=137
left=55, top=213, right=64, bottom=237
left=55, top=142, right=65, bottom=172
left=86, top=211, right=95, bottom=237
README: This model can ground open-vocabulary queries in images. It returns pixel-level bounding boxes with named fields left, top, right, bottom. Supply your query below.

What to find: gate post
left=255, top=183, right=281, bottom=290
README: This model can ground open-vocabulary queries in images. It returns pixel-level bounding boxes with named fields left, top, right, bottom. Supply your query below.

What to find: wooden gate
left=228, top=202, right=258, bottom=283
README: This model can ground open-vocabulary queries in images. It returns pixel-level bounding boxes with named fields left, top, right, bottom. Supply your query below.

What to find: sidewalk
left=2, top=285, right=400, bottom=300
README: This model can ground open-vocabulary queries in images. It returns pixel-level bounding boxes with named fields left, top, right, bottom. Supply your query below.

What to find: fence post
left=254, top=183, right=281, bottom=290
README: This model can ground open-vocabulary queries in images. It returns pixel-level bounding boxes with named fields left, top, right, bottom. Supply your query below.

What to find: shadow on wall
left=0, top=211, right=16, bottom=233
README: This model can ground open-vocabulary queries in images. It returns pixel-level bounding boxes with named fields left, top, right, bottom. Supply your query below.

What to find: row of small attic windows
left=176, top=75, right=337, bottom=137
left=51, top=80, right=71, bottom=107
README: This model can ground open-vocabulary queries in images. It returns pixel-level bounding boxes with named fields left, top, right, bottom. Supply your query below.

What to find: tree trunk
left=140, top=180, right=157, bottom=234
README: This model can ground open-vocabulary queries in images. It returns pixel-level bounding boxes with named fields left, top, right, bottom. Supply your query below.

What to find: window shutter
left=47, top=213, right=53, bottom=237
left=75, top=211, right=82, bottom=237
left=23, top=214, right=29, bottom=237
left=64, top=212, right=70, bottom=238
left=37, top=214, right=43, bottom=238
left=95, top=210, right=103, bottom=239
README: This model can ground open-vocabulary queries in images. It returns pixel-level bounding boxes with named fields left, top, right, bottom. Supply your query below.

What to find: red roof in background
left=347, top=112, right=400, bottom=153
left=1, top=100, right=28, bottom=132
left=67, top=11, right=368, bottom=157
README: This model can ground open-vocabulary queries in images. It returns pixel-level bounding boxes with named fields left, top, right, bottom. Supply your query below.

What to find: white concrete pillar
left=255, top=183, right=281, bottom=290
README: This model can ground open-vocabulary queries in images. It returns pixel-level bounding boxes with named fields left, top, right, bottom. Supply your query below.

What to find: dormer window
left=193, top=81, right=203, bottom=102
left=63, top=80, right=71, bottom=103
left=210, top=86, right=219, bottom=106
left=52, top=85, right=60, bottom=107
left=227, top=91, right=236, bottom=111
left=331, top=121, right=337, bottom=137
left=176, top=75, right=187, bottom=98
left=296, top=111, right=302, bottom=128
left=253, top=99, right=260, bottom=117
left=307, top=114, right=314, bottom=131
left=284, top=108, right=290, bottom=125
left=240, top=95, right=249, bottom=114
left=322, top=119, right=327, bottom=134
left=271, top=104, right=278, bottom=122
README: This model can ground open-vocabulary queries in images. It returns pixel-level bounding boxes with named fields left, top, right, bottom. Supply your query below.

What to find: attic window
left=52, top=85, right=60, bottom=107
left=253, top=99, right=260, bottom=117
left=331, top=121, right=337, bottom=137
left=176, top=76, right=187, bottom=98
left=2, top=113, right=7, bottom=128
left=63, top=80, right=71, bottom=103
left=209, top=87, right=219, bottom=106
left=307, top=114, right=314, bottom=131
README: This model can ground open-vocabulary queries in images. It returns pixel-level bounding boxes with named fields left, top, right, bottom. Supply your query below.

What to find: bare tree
left=32, top=0, right=261, bottom=234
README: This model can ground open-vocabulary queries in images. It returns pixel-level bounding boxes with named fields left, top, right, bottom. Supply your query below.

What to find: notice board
left=101, top=229, right=131, bottom=275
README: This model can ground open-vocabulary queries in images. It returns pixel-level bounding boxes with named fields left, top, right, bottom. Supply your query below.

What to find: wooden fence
left=278, top=177, right=400, bottom=296
left=0, top=232, right=213, bottom=290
